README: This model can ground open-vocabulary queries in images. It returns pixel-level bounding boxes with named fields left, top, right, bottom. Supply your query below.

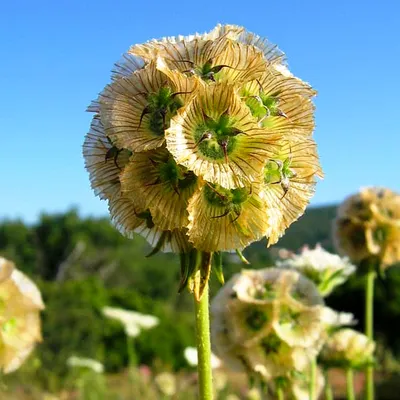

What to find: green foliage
left=2, top=205, right=400, bottom=391
left=30, top=277, right=195, bottom=390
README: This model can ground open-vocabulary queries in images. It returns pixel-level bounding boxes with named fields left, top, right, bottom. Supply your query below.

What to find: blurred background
left=1, top=0, right=399, bottom=398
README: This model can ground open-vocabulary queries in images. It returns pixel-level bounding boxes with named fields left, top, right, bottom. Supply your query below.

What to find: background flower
left=277, top=244, right=356, bottom=296
left=0, top=257, right=45, bottom=374
left=334, top=187, right=400, bottom=271
left=320, top=328, right=375, bottom=369
left=67, top=356, right=104, bottom=373
left=211, top=268, right=329, bottom=380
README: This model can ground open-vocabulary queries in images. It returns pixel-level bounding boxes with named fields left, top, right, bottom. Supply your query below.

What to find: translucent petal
left=130, top=34, right=230, bottom=72
left=166, top=84, right=281, bottom=189
left=111, top=53, right=146, bottom=81
left=187, top=182, right=270, bottom=252
left=108, top=194, right=191, bottom=253
left=205, top=40, right=267, bottom=84
left=83, top=116, right=131, bottom=201
left=241, top=67, right=316, bottom=137
left=262, top=137, right=323, bottom=246
left=245, top=339, right=312, bottom=379
left=207, top=24, right=287, bottom=65
left=98, top=62, right=187, bottom=152
left=120, top=148, right=199, bottom=230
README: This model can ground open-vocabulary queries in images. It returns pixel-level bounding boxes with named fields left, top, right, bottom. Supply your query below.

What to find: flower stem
left=126, top=335, right=137, bottom=368
left=277, top=385, right=284, bottom=400
left=126, top=335, right=138, bottom=398
left=365, top=267, right=376, bottom=400
left=346, top=368, right=355, bottom=400
left=309, top=358, right=317, bottom=400
left=194, top=283, right=213, bottom=400
left=324, top=370, right=333, bottom=400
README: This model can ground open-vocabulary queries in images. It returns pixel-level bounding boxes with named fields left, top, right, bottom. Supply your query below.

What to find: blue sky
left=1, top=0, right=399, bottom=223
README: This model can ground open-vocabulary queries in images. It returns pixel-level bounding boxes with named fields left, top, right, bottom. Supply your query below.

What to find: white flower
left=211, top=268, right=329, bottom=379
left=102, top=307, right=159, bottom=337
left=67, top=356, right=104, bottom=373
left=184, top=346, right=221, bottom=369
left=320, top=328, right=375, bottom=369
left=154, top=372, right=177, bottom=396
left=124, top=323, right=141, bottom=338
left=278, top=245, right=356, bottom=296
left=321, top=308, right=357, bottom=330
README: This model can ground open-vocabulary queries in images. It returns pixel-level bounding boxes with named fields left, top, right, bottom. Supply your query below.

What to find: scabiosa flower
left=277, top=244, right=356, bottom=296
left=320, top=328, right=375, bottom=370
left=334, top=187, right=400, bottom=271
left=210, top=268, right=329, bottom=379
left=83, top=24, right=322, bottom=298
left=0, top=257, right=44, bottom=374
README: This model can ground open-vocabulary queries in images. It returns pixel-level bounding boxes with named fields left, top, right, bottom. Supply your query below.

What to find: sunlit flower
left=120, top=147, right=199, bottom=231
left=320, top=308, right=356, bottom=331
left=211, top=268, right=329, bottom=378
left=99, top=62, right=195, bottom=153
left=262, top=137, right=323, bottom=246
left=277, top=244, right=356, bottom=296
left=320, top=328, right=375, bottom=369
left=334, top=187, right=400, bottom=270
left=154, top=372, right=177, bottom=396
left=84, top=24, right=321, bottom=295
left=67, top=356, right=104, bottom=373
left=102, top=307, right=159, bottom=337
left=187, top=181, right=271, bottom=252
left=166, top=83, right=281, bottom=189
left=83, top=116, right=132, bottom=201
left=184, top=346, right=221, bottom=369
left=0, top=257, right=44, bottom=374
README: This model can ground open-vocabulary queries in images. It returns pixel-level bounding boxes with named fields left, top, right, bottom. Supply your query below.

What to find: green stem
left=324, top=370, right=333, bottom=400
left=365, top=268, right=376, bottom=400
left=277, top=385, right=284, bottom=400
left=194, top=283, right=213, bottom=400
left=309, top=358, right=317, bottom=400
left=126, top=335, right=138, bottom=398
left=126, top=335, right=137, bottom=368
left=346, top=368, right=355, bottom=400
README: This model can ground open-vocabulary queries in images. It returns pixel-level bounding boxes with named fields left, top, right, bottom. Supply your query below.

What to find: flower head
left=278, top=244, right=356, bottom=296
left=0, top=257, right=44, bottom=373
left=334, top=187, right=400, bottom=270
left=211, top=268, right=329, bottom=379
left=84, top=24, right=322, bottom=297
left=320, top=328, right=375, bottom=369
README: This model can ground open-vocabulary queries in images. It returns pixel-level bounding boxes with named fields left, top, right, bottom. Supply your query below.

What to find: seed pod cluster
left=83, top=25, right=322, bottom=296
